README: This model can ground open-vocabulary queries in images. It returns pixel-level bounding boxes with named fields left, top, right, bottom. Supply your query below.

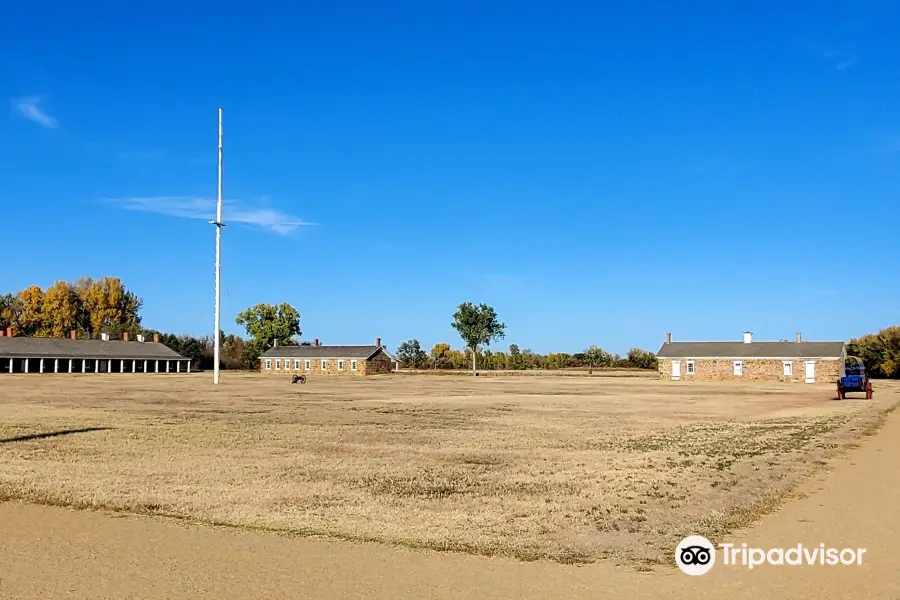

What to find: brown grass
left=0, top=373, right=897, bottom=565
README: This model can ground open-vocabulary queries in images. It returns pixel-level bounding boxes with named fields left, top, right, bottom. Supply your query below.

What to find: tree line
left=395, top=339, right=659, bottom=371
left=2, top=280, right=897, bottom=378
left=847, top=326, right=900, bottom=379
left=394, top=302, right=659, bottom=373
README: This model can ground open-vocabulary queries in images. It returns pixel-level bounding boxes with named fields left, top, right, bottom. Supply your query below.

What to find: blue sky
left=2, top=1, right=899, bottom=355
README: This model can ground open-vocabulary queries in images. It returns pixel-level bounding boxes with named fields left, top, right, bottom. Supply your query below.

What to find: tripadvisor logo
left=676, top=536, right=867, bottom=574
left=676, top=536, right=716, bottom=576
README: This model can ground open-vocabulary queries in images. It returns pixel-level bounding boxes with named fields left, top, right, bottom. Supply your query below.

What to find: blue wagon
left=836, top=357, right=873, bottom=400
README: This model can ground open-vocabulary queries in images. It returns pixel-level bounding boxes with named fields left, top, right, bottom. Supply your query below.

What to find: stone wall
left=260, top=356, right=367, bottom=376
left=361, top=350, right=394, bottom=375
left=658, top=357, right=843, bottom=383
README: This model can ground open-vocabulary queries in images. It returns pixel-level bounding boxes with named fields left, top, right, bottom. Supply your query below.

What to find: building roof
left=259, top=345, right=393, bottom=360
left=0, top=337, right=187, bottom=360
left=656, top=341, right=845, bottom=359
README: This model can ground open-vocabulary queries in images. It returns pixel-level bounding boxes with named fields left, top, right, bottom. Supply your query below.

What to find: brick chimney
left=796, top=332, right=802, bottom=343
left=6, top=327, right=15, bottom=337
left=0, top=330, right=5, bottom=337
left=123, top=332, right=129, bottom=342
left=70, top=330, right=77, bottom=340
left=314, top=338, right=319, bottom=347
left=153, top=333, right=159, bottom=343
left=665, top=332, right=671, bottom=344
left=376, top=337, right=381, bottom=348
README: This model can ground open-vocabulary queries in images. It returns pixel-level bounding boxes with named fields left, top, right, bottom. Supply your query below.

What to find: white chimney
left=796, top=332, right=802, bottom=343
left=101, top=333, right=110, bottom=342
left=743, top=331, right=753, bottom=344
left=137, top=335, right=145, bottom=343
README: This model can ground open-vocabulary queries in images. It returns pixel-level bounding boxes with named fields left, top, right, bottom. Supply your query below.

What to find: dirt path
left=1, top=410, right=899, bottom=599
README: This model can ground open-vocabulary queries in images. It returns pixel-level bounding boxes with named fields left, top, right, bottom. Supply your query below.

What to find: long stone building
left=656, top=331, right=845, bottom=383
left=0, top=328, right=190, bottom=374
left=259, top=337, right=399, bottom=376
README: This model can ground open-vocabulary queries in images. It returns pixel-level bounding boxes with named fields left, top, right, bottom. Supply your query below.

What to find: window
left=321, top=360, right=327, bottom=370
left=351, top=360, right=357, bottom=371
left=783, top=361, right=793, bottom=377
left=284, top=360, right=291, bottom=371
left=275, top=359, right=281, bottom=370
left=304, top=360, right=311, bottom=371
left=733, top=361, right=743, bottom=376
left=686, top=360, right=695, bottom=375
left=294, top=360, right=301, bottom=369
left=338, top=360, right=344, bottom=371
left=265, top=359, right=272, bottom=370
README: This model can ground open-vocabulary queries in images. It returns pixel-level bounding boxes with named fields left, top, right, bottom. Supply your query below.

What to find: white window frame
left=264, top=359, right=272, bottom=370
left=351, top=360, right=358, bottom=371
left=304, top=360, right=311, bottom=371
left=783, top=361, right=793, bottom=377
left=321, top=360, right=327, bottom=370
left=294, top=359, right=301, bottom=369
left=733, top=360, right=743, bottom=376
left=338, top=360, right=344, bottom=371
left=686, top=360, right=695, bottom=375
left=275, top=359, right=281, bottom=370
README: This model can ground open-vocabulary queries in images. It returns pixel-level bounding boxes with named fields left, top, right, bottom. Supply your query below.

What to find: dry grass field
left=0, top=373, right=897, bottom=567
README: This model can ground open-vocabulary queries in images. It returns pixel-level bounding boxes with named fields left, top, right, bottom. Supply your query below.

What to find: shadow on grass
left=0, top=427, right=112, bottom=444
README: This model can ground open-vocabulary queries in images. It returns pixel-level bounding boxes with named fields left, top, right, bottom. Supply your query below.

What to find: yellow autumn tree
left=430, top=342, right=452, bottom=369
left=17, top=285, right=49, bottom=337
left=75, top=276, right=142, bottom=337
left=42, top=280, right=82, bottom=338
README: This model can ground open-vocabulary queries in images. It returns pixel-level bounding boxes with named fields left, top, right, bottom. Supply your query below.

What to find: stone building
left=0, top=328, right=190, bottom=374
left=656, top=331, right=845, bottom=383
left=259, top=337, right=399, bottom=376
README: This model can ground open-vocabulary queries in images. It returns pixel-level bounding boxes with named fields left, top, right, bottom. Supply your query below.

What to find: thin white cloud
left=106, top=196, right=315, bottom=235
left=13, top=95, right=58, bottom=129
left=822, top=47, right=857, bottom=70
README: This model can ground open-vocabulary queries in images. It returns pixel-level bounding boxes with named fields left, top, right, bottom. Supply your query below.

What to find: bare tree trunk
left=472, top=346, right=477, bottom=376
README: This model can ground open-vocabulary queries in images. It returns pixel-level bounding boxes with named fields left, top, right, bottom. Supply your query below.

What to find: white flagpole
left=211, top=106, right=225, bottom=384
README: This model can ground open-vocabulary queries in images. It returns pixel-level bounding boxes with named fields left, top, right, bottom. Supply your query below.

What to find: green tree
left=451, top=302, right=506, bottom=375
left=177, top=336, right=203, bottom=367
left=235, top=302, right=302, bottom=350
left=520, top=348, right=540, bottom=369
left=508, top=344, right=522, bottom=370
left=626, top=347, right=658, bottom=370
left=482, top=349, right=494, bottom=370
left=847, top=327, right=900, bottom=379
left=449, top=349, right=469, bottom=369
left=396, top=339, right=428, bottom=368
left=582, top=345, right=612, bottom=373
left=0, top=293, right=19, bottom=331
